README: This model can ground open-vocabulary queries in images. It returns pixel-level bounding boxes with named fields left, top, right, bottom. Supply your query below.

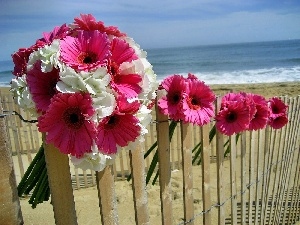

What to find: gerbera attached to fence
left=10, top=14, right=158, bottom=171
left=215, top=92, right=289, bottom=136
left=158, top=73, right=216, bottom=125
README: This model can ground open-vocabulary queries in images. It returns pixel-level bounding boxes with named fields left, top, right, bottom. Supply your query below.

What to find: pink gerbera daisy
left=73, top=14, right=126, bottom=37
left=268, top=113, right=288, bottom=129
left=248, top=104, right=269, bottom=130
left=215, top=100, right=251, bottom=136
left=108, top=38, right=142, bottom=98
left=182, top=79, right=215, bottom=126
left=117, top=95, right=140, bottom=114
left=27, top=61, right=59, bottom=112
left=37, top=24, right=70, bottom=46
left=268, top=97, right=288, bottom=116
left=245, top=93, right=269, bottom=130
left=38, top=93, right=96, bottom=158
left=96, top=113, right=141, bottom=154
left=240, top=92, right=257, bottom=120
left=12, top=46, right=38, bottom=76
left=96, top=96, right=141, bottom=154
left=157, top=75, right=187, bottom=121
left=59, top=30, right=110, bottom=72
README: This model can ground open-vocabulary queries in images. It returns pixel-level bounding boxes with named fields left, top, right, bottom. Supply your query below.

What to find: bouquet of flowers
left=10, top=14, right=158, bottom=171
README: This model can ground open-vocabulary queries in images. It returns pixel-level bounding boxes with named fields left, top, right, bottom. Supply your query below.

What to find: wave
left=157, top=66, right=300, bottom=84
left=280, top=58, right=300, bottom=63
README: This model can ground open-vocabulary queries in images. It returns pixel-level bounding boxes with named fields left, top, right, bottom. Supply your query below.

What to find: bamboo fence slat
left=230, top=134, right=237, bottom=225
left=216, top=101, right=225, bottom=225
left=201, top=125, right=212, bottom=225
left=9, top=98, right=25, bottom=178
left=180, top=122, right=194, bottom=224
left=281, top=97, right=298, bottom=223
left=129, top=146, right=150, bottom=225
left=0, top=99, right=24, bottom=225
left=240, top=132, right=247, bottom=224
left=259, top=126, right=269, bottom=225
left=156, top=91, right=173, bottom=225
left=248, top=131, right=256, bottom=225
left=96, top=166, right=119, bottom=225
left=43, top=140, right=78, bottom=225
left=273, top=97, right=292, bottom=224
left=287, top=96, right=300, bottom=223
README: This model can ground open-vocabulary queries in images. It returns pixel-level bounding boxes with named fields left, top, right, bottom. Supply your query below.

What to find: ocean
left=1, top=39, right=299, bottom=86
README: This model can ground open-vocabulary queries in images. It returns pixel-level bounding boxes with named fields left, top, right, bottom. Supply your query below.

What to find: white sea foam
left=157, top=66, right=300, bottom=84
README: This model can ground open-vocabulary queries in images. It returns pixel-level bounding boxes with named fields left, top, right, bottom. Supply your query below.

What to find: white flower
left=93, top=92, right=116, bottom=119
left=27, top=40, right=60, bottom=72
left=136, top=105, right=152, bottom=136
left=57, top=66, right=110, bottom=94
left=124, top=37, right=147, bottom=58
left=84, top=67, right=110, bottom=95
left=56, top=67, right=86, bottom=93
left=71, top=152, right=115, bottom=171
left=10, top=76, right=36, bottom=113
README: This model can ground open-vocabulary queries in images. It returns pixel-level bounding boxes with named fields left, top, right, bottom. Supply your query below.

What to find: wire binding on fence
left=0, top=110, right=38, bottom=123
left=176, top=145, right=299, bottom=225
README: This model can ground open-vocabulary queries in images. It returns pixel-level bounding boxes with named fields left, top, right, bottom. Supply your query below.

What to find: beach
left=1, top=82, right=299, bottom=225
left=1, top=81, right=300, bottom=97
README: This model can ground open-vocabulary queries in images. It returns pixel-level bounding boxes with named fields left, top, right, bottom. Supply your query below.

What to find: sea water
left=1, top=39, right=299, bottom=86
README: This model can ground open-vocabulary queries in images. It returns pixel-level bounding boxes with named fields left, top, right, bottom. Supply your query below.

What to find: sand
left=1, top=82, right=300, bottom=224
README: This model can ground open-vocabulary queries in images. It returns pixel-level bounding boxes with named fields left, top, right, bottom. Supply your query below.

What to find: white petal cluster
left=10, top=76, right=36, bottom=114
left=28, top=40, right=60, bottom=72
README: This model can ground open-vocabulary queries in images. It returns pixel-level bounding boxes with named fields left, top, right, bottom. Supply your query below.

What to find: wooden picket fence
left=0, top=87, right=299, bottom=224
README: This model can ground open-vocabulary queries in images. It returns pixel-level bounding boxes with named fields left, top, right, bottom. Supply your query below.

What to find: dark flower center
left=226, top=112, right=237, bottom=123
left=170, top=92, right=181, bottom=105
left=272, top=105, right=279, bottom=114
left=63, top=107, right=84, bottom=129
left=187, top=96, right=201, bottom=110
left=77, top=52, right=97, bottom=64
left=104, top=115, right=120, bottom=129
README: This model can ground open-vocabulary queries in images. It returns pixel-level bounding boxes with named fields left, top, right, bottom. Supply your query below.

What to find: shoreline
left=1, top=81, right=300, bottom=98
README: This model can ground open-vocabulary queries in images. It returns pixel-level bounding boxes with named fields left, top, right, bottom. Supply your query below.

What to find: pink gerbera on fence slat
left=267, top=97, right=288, bottom=129
left=246, top=93, right=269, bottom=131
left=157, top=74, right=186, bottom=121
left=215, top=100, right=251, bottom=136
left=38, top=93, right=96, bottom=158
left=60, top=30, right=110, bottom=72
left=268, top=97, right=288, bottom=116
left=268, top=113, right=288, bottom=129
left=27, top=61, right=59, bottom=112
left=182, top=79, right=215, bottom=126
left=248, top=104, right=269, bottom=130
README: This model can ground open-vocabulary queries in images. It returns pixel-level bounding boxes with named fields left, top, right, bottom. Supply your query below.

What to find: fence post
left=201, top=124, right=212, bottom=225
left=96, top=166, right=119, bottom=225
left=129, top=147, right=150, bottom=225
left=43, top=139, right=78, bottom=225
left=180, top=121, right=194, bottom=224
left=156, top=91, right=173, bottom=225
left=0, top=99, right=24, bottom=225
left=229, top=134, right=237, bottom=225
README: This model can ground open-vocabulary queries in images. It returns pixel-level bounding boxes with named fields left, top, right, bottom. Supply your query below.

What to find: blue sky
left=1, top=0, right=300, bottom=61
